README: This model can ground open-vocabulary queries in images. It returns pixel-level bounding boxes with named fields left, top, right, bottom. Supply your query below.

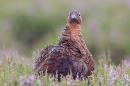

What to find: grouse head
left=67, top=10, right=82, bottom=25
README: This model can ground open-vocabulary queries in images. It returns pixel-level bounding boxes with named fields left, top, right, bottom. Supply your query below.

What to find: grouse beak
left=71, top=14, right=77, bottom=19
left=71, top=13, right=78, bottom=20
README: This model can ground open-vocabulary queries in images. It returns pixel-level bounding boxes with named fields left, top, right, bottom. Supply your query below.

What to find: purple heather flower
left=124, top=73, right=130, bottom=82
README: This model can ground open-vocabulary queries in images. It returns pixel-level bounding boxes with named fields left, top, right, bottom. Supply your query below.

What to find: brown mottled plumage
left=34, top=10, right=95, bottom=81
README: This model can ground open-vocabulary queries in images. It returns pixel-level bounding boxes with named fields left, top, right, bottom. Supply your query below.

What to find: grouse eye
left=78, top=13, right=81, bottom=17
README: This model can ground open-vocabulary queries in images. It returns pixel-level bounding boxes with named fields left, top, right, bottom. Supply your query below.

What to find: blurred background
left=0, top=0, right=130, bottom=64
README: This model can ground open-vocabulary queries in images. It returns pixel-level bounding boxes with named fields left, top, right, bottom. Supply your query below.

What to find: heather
left=0, top=48, right=129, bottom=86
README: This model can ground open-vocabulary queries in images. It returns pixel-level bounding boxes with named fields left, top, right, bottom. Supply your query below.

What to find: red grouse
left=34, top=10, right=95, bottom=81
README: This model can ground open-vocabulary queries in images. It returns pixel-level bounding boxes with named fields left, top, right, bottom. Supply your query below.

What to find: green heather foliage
left=0, top=48, right=130, bottom=86
left=11, top=13, right=57, bottom=47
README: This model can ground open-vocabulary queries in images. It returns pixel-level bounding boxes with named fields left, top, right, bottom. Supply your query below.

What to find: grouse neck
left=66, top=23, right=81, bottom=36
